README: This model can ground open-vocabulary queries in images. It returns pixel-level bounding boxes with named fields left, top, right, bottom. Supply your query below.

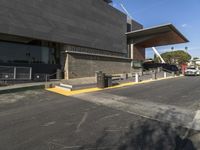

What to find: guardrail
left=0, top=66, right=32, bottom=80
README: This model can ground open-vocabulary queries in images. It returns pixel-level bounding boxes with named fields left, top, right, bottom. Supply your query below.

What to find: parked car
left=184, top=66, right=200, bottom=76
left=143, top=62, right=179, bottom=72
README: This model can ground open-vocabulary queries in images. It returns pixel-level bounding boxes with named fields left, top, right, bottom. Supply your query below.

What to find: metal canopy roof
left=126, top=24, right=189, bottom=48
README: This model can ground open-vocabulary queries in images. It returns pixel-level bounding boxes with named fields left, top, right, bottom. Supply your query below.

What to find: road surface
left=0, top=77, right=200, bottom=150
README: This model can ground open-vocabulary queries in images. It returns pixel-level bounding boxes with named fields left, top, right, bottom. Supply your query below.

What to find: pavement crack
left=97, top=113, right=120, bottom=122
left=76, top=112, right=88, bottom=132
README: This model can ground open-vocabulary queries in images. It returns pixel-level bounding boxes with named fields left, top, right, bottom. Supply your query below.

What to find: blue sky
left=112, top=0, right=200, bottom=58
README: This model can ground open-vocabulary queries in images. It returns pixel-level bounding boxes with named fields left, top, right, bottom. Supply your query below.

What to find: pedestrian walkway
left=47, top=74, right=182, bottom=96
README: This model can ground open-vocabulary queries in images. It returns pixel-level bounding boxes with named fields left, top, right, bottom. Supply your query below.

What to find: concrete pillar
left=64, top=54, right=69, bottom=80
left=130, top=43, right=134, bottom=59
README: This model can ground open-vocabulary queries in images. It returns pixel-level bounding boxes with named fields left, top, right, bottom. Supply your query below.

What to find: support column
left=63, top=53, right=69, bottom=80
left=130, top=43, right=134, bottom=59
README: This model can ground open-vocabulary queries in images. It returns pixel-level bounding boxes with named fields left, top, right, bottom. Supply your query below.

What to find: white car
left=185, top=67, right=200, bottom=76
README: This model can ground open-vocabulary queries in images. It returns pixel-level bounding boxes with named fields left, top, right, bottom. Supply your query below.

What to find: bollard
left=172, top=72, right=175, bottom=77
left=56, top=69, right=62, bottom=79
left=157, top=67, right=161, bottom=73
left=164, top=72, right=167, bottom=78
left=135, top=73, right=139, bottom=83
left=95, top=71, right=102, bottom=82
left=152, top=70, right=157, bottom=80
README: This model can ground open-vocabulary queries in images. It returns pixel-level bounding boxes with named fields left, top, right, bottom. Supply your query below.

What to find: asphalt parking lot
left=0, top=76, right=200, bottom=150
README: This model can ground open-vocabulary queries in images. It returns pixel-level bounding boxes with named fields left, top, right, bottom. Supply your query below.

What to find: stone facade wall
left=67, top=53, right=131, bottom=79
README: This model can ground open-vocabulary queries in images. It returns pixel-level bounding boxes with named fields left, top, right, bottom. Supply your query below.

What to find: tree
left=154, top=50, right=191, bottom=65
left=185, top=46, right=188, bottom=52
left=193, top=57, right=199, bottom=60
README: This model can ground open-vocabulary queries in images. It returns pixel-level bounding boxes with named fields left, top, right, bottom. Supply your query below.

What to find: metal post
left=152, top=70, right=157, bottom=80
left=29, top=67, right=32, bottom=80
left=164, top=72, right=167, bottom=78
left=13, top=67, right=16, bottom=80
left=135, top=73, right=139, bottom=83
left=45, top=74, right=48, bottom=83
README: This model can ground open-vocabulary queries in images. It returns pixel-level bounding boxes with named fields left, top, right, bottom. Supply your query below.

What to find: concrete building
left=0, top=0, right=188, bottom=80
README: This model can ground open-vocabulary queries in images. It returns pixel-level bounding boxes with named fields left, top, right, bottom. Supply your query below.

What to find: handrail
left=45, top=71, right=64, bottom=83
left=45, top=72, right=57, bottom=83
left=161, top=68, right=175, bottom=73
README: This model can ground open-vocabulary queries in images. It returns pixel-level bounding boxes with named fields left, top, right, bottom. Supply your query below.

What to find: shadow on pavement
left=117, top=122, right=196, bottom=150
left=79, top=118, right=197, bottom=150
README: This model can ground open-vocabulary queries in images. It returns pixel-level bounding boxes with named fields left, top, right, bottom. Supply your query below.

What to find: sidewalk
left=47, top=72, right=182, bottom=96
left=0, top=71, right=178, bottom=94
left=0, top=81, right=60, bottom=94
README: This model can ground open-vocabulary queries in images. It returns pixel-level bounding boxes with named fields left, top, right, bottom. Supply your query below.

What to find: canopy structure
left=126, top=24, right=189, bottom=47
left=126, top=24, right=189, bottom=61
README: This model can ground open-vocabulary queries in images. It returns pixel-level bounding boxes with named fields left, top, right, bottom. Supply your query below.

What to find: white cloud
left=181, top=24, right=188, bottom=28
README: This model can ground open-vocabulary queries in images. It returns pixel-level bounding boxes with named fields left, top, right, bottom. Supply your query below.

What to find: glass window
left=0, top=41, right=58, bottom=64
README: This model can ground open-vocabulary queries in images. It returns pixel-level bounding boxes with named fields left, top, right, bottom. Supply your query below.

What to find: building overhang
left=126, top=24, right=189, bottom=48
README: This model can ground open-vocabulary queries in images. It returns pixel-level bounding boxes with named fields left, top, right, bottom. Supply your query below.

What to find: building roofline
left=126, top=23, right=189, bottom=42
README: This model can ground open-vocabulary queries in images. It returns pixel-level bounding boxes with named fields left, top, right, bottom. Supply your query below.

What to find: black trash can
left=105, top=75, right=112, bottom=87
left=97, top=72, right=106, bottom=88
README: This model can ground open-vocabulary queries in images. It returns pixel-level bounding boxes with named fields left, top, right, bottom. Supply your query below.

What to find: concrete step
left=55, top=82, right=97, bottom=91
left=55, top=83, right=73, bottom=91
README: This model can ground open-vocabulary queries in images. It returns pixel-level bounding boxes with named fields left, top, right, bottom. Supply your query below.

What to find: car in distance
left=184, top=66, right=200, bottom=76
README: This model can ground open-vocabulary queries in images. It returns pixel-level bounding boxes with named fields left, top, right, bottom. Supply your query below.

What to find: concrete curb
left=47, top=75, right=184, bottom=96
left=0, top=82, right=60, bottom=94
left=0, top=85, right=45, bottom=94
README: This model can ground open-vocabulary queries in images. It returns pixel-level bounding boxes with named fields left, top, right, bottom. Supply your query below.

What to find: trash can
left=97, top=72, right=106, bottom=88
left=105, top=75, right=112, bottom=87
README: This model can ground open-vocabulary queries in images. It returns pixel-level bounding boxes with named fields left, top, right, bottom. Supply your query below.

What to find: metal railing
left=0, top=66, right=32, bottom=80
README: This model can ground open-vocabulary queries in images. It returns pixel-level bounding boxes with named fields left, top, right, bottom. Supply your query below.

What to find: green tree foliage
left=154, top=50, right=191, bottom=65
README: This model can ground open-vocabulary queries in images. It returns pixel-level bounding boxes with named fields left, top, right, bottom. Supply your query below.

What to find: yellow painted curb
left=46, top=87, right=102, bottom=96
left=46, top=75, right=183, bottom=96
